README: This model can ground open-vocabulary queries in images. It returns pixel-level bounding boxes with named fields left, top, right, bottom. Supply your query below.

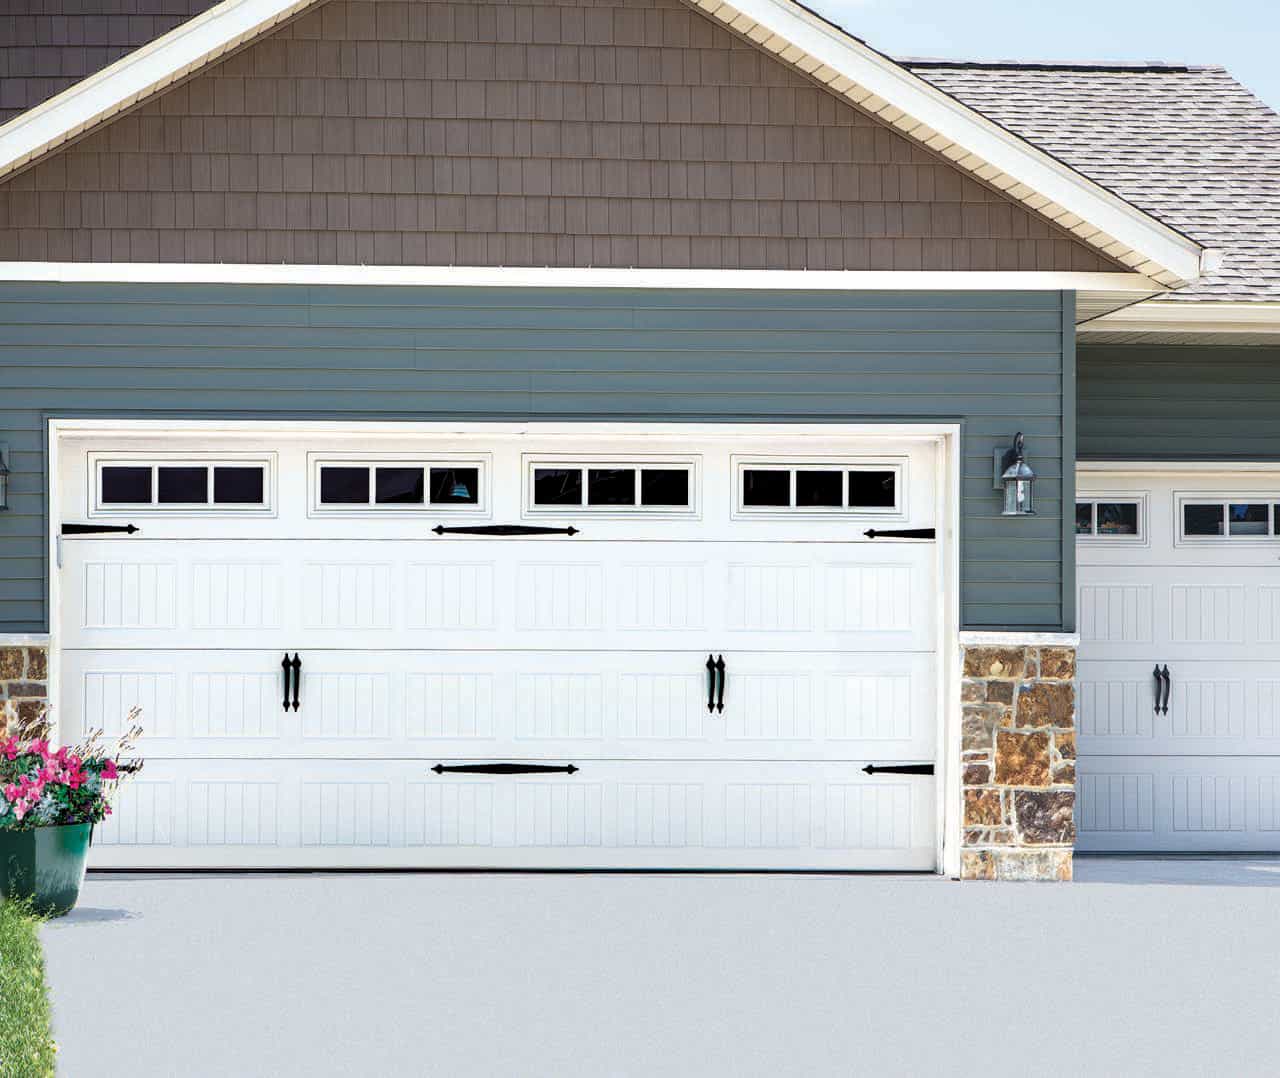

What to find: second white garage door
left=1077, top=469, right=1280, bottom=851
left=56, top=426, right=942, bottom=869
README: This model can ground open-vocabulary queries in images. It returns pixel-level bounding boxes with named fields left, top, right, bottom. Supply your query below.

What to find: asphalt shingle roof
left=903, top=60, right=1280, bottom=301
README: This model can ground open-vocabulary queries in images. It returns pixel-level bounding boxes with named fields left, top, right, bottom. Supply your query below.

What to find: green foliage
left=0, top=900, right=57, bottom=1077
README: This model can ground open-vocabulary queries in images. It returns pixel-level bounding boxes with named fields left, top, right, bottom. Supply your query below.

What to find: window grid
left=737, top=464, right=901, bottom=514
left=96, top=461, right=270, bottom=512
left=314, top=461, right=483, bottom=511
left=527, top=462, right=696, bottom=514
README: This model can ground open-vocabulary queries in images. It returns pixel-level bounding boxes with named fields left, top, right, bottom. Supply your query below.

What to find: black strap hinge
left=61, top=523, right=139, bottom=535
left=862, top=763, right=934, bottom=776
left=863, top=528, right=935, bottom=540
left=431, top=762, right=579, bottom=775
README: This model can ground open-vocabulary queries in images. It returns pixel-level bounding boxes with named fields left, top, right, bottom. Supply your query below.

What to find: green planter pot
left=0, top=823, right=92, bottom=917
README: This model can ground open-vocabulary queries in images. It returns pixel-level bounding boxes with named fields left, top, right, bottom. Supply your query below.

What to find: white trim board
left=1079, top=300, right=1280, bottom=341
left=959, top=631, right=1080, bottom=648
left=0, top=0, right=1205, bottom=290
left=0, top=263, right=1159, bottom=322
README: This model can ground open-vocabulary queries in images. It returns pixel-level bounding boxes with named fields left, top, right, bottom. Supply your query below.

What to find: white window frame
left=732, top=456, right=906, bottom=519
left=89, top=453, right=276, bottom=517
left=523, top=455, right=700, bottom=517
left=1075, top=492, right=1148, bottom=546
left=1174, top=491, right=1280, bottom=546
left=309, top=454, right=491, bottom=517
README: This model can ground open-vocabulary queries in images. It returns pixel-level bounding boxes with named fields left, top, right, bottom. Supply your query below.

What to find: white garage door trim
left=47, top=419, right=963, bottom=873
left=1078, top=462, right=1280, bottom=852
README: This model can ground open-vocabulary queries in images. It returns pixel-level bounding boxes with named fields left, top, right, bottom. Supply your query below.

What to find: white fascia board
left=692, top=0, right=1206, bottom=287
left=0, top=0, right=317, bottom=180
left=1080, top=300, right=1280, bottom=336
left=0, top=261, right=1159, bottom=298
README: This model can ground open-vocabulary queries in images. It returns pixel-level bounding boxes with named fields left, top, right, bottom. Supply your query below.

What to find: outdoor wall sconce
left=0, top=446, right=9, bottom=511
left=996, top=432, right=1036, bottom=516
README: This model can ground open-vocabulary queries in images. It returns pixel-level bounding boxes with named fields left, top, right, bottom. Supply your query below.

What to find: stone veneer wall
left=960, top=645, right=1076, bottom=881
left=0, top=643, right=49, bottom=739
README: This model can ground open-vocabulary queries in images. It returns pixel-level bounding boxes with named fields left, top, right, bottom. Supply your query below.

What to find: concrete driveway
left=42, top=858, right=1280, bottom=1077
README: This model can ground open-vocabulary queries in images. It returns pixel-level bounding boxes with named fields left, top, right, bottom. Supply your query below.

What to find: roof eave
left=688, top=0, right=1206, bottom=287
left=0, top=0, right=315, bottom=180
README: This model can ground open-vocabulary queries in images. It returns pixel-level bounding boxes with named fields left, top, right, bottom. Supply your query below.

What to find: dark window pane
left=849, top=470, right=897, bottom=508
left=1075, top=503, right=1094, bottom=535
left=1229, top=503, right=1269, bottom=536
left=157, top=466, right=208, bottom=504
left=430, top=467, right=479, bottom=505
left=1096, top=502, right=1139, bottom=536
left=743, top=470, right=790, bottom=507
left=375, top=467, right=424, bottom=505
left=587, top=468, right=635, bottom=506
left=640, top=469, right=690, bottom=507
left=320, top=467, right=370, bottom=504
left=534, top=468, right=582, bottom=505
left=213, top=467, right=264, bottom=504
left=100, top=466, right=152, bottom=504
left=795, top=470, right=842, bottom=507
left=1184, top=504, right=1224, bottom=537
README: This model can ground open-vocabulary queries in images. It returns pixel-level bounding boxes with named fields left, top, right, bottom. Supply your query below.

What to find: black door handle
left=706, top=654, right=716, bottom=713
left=714, top=655, right=726, bottom=714
left=290, top=653, right=301, bottom=712
left=282, top=653, right=292, bottom=712
left=1153, top=664, right=1162, bottom=715
left=1160, top=664, right=1171, bottom=715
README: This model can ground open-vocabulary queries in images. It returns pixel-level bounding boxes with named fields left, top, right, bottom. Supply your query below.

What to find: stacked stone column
left=960, top=645, right=1076, bottom=881
left=0, top=644, right=49, bottom=740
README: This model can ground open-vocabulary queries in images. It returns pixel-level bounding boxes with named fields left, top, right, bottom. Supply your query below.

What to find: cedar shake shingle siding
left=0, top=0, right=1118, bottom=270
left=0, top=0, right=222, bottom=123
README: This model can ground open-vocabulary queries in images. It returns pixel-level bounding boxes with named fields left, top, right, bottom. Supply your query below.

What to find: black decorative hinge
left=862, top=763, right=935, bottom=776
left=863, top=528, right=935, bottom=540
left=431, top=762, right=579, bottom=775
left=61, top=523, right=139, bottom=535
left=432, top=524, right=579, bottom=537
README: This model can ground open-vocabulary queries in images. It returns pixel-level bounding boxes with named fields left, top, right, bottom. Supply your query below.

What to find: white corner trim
left=688, top=0, right=1203, bottom=287
left=959, top=631, right=1080, bottom=648
left=0, top=0, right=315, bottom=181
left=1080, top=300, right=1280, bottom=336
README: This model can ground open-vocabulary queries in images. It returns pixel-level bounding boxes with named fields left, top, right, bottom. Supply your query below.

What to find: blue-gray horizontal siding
left=0, top=284, right=1070, bottom=632
left=1079, top=344, right=1280, bottom=460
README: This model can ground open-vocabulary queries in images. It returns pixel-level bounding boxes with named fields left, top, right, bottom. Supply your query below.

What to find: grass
left=0, top=900, right=57, bottom=1078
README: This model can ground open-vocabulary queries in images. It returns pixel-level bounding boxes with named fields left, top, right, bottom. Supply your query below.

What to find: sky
left=805, top=0, right=1280, bottom=110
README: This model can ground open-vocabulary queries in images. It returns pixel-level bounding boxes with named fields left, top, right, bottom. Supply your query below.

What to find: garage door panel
left=89, top=759, right=936, bottom=870
left=1080, top=660, right=1280, bottom=756
left=63, top=649, right=934, bottom=761
left=62, top=539, right=935, bottom=652
left=1077, top=756, right=1280, bottom=852
left=1079, top=566, right=1273, bottom=661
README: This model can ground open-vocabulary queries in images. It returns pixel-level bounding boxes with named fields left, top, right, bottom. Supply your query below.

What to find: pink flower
left=28, top=738, right=50, bottom=760
left=2, top=784, right=17, bottom=803
left=0, top=736, right=16, bottom=761
left=101, top=760, right=119, bottom=781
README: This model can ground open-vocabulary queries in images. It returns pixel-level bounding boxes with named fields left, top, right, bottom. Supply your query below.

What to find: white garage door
left=1077, top=470, right=1280, bottom=851
left=56, top=427, right=941, bottom=869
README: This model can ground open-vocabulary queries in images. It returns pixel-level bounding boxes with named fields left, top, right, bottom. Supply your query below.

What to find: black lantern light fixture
left=0, top=446, right=9, bottom=512
left=998, top=432, right=1036, bottom=516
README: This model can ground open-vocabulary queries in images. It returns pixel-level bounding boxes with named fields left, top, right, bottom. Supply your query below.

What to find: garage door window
left=1076, top=500, right=1142, bottom=540
left=1178, top=496, right=1280, bottom=542
left=737, top=464, right=900, bottom=515
left=527, top=462, right=695, bottom=513
left=96, top=460, right=271, bottom=512
left=315, top=461, right=484, bottom=512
